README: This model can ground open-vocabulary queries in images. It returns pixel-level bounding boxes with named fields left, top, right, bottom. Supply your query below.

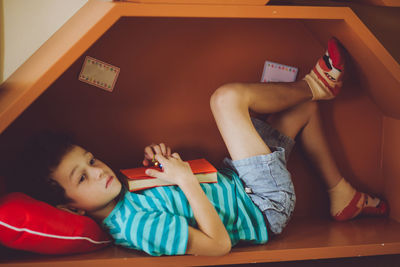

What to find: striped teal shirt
left=102, top=168, right=268, bottom=256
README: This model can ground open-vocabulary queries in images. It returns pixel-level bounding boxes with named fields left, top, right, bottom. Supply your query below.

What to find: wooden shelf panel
left=1, top=2, right=399, bottom=135
left=2, top=217, right=400, bottom=266
left=354, top=0, right=400, bottom=7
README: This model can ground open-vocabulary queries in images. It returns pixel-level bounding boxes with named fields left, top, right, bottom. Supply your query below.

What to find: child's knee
left=290, top=101, right=318, bottom=121
left=306, top=101, right=318, bottom=116
left=210, top=83, right=247, bottom=111
left=292, top=101, right=319, bottom=122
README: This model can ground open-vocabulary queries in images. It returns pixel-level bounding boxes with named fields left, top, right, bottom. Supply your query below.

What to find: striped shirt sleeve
left=117, top=210, right=189, bottom=256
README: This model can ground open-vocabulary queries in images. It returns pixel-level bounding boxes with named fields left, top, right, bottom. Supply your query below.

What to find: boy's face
left=52, top=145, right=122, bottom=218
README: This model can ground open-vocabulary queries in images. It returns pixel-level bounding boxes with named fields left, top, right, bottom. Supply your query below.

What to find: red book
left=120, top=159, right=218, bottom=191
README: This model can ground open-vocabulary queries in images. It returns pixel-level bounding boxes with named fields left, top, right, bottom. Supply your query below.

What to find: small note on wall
left=261, top=61, right=298, bottom=83
left=79, top=56, right=120, bottom=92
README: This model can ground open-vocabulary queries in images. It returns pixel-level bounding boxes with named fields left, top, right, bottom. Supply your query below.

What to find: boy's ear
left=56, top=204, right=86, bottom=216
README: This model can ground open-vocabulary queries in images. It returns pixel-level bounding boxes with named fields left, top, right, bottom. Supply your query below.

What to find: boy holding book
left=17, top=38, right=388, bottom=256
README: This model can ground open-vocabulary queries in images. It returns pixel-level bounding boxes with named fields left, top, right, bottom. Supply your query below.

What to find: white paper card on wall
left=261, top=61, right=298, bottom=83
left=79, top=56, right=120, bottom=92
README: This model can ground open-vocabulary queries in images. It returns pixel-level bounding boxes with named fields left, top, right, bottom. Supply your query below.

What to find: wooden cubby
left=0, top=0, right=399, bottom=265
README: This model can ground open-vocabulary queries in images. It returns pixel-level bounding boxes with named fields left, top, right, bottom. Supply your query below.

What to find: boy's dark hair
left=13, top=131, right=76, bottom=206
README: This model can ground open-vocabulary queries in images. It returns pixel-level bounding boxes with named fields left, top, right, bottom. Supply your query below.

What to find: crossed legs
left=268, top=100, right=342, bottom=189
left=210, top=38, right=388, bottom=222
left=211, top=80, right=388, bottom=222
left=210, top=80, right=311, bottom=161
left=210, top=80, right=340, bottom=188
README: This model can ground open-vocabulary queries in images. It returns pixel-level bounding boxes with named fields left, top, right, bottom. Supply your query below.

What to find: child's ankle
left=304, top=37, right=345, bottom=101
left=328, top=177, right=389, bottom=221
left=329, top=178, right=361, bottom=220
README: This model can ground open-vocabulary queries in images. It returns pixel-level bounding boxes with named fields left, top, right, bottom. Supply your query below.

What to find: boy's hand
left=145, top=153, right=197, bottom=186
left=143, top=143, right=172, bottom=167
left=146, top=150, right=231, bottom=256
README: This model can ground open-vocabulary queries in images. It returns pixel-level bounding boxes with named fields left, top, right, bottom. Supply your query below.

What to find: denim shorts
left=223, top=117, right=296, bottom=235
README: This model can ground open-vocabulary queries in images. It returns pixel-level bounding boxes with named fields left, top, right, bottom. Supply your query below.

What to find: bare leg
left=210, top=80, right=312, bottom=161
left=268, top=101, right=388, bottom=220
left=299, top=105, right=343, bottom=189
left=210, top=37, right=346, bottom=162
left=268, top=101, right=341, bottom=189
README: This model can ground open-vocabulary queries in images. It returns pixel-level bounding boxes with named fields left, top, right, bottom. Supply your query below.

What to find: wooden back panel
left=0, top=17, right=385, bottom=218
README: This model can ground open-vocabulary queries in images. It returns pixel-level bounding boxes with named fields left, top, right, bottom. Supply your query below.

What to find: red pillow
left=0, top=192, right=111, bottom=254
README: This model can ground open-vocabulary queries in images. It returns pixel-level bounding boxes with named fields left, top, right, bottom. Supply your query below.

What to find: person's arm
left=144, top=150, right=231, bottom=256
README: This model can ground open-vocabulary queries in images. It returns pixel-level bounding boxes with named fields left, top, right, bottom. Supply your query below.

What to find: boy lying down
left=17, top=38, right=387, bottom=256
